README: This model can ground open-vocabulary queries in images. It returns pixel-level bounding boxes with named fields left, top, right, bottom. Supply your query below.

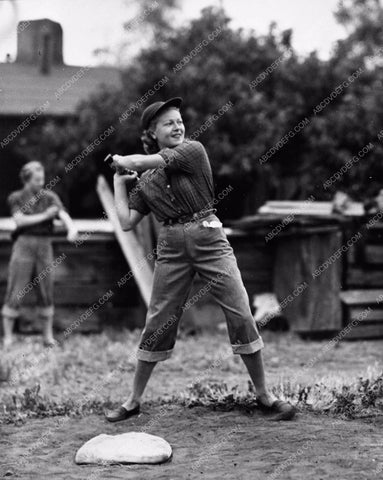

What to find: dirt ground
left=2, top=407, right=383, bottom=480
left=1, top=330, right=383, bottom=480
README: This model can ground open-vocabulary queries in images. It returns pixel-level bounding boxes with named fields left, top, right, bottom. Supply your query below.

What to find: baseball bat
left=104, top=154, right=137, bottom=176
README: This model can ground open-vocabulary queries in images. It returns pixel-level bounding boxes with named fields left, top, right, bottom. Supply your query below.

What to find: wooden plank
left=365, top=245, right=383, bottom=265
left=262, top=201, right=332, bottom=210
left=340, top=289, right=383, bottom=305
left=0, top=218, right=15, bottom=231
left=364, top=222, right=383, bottom=233
left=347, top=269, right=383, bottom=288
left=63, top=219, right=114, bottom=233
left=348, top=308, right=383, bottom=322
left=0, top=217, right=115, bottom=234
left=259, top=200, right=364, bottom=216
left=96, top=175, right=153, bottom=306
left=259, top=206, right=332, bottom=216
left=342, top=323, right=383, bottom=340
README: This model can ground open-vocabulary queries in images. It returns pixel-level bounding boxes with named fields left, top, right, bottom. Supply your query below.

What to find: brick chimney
left=16, top=19, right=63, bottom=74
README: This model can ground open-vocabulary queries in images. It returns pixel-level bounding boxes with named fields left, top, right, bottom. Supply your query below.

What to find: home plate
left=75, top=432, right=172, bottom=465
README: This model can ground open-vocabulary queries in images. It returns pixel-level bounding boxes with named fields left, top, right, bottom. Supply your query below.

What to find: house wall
left=0, top=117, right=28, bottom=216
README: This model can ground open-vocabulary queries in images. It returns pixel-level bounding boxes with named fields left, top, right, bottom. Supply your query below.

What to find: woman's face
left=26, top=166, right=45, bottom=192
left=152, top=108, right=185, bottom=149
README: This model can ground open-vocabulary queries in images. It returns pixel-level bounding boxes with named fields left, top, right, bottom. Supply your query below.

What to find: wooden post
left=96, top=175, right=153, bottom=306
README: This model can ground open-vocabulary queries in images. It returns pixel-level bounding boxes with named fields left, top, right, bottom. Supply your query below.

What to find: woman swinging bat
left=105, top=97, right=296, bottom=422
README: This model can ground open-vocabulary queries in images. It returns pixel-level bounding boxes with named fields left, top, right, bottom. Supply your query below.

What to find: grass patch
left=177, top=373, right=383, bottom=419
left=3, top=372, right=383, bottom=424
left=1, top=331, right=382, bottom=424
left=2, top=384, right=106, bottom=424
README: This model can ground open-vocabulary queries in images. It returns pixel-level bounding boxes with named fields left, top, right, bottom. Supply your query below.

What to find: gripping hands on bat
left=104, top=154, right=138, bottom=181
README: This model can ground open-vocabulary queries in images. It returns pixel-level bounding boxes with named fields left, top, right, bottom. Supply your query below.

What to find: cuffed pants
left=1, top=235, right=55, bottom=319
left=137, top=214, right=264, bottom=361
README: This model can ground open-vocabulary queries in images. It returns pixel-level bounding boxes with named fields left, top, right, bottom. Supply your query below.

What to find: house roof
left=0, top=62, right=122, bottom=117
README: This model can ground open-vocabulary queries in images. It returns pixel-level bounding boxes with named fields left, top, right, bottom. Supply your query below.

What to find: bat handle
left=104, top=153, right=137, bottom=176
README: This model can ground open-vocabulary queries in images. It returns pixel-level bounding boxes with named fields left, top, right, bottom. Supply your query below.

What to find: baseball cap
left=141, top=97, right=183, bottom=130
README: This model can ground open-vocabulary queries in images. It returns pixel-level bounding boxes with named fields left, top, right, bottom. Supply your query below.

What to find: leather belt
left=163, top=209, right=216, bottom=226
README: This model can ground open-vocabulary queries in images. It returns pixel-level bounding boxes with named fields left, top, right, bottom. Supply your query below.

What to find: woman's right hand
left=113, top=171, right=138, bottom=185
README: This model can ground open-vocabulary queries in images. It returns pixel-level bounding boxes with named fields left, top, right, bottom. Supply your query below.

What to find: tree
left=16, top=2, right=383, bottom=217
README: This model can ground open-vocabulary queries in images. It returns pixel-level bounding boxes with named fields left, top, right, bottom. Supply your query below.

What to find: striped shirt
left=128, top=140, right=215, bottom=222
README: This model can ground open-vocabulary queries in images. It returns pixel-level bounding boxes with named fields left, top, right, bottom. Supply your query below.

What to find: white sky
left=0, top=0, right=347, bottom=66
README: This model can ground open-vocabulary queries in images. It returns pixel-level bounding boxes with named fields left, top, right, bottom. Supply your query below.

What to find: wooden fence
left=1, top=209, right=383, bottom=339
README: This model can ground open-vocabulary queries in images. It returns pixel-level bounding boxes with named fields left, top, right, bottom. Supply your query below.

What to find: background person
left=1, top=161, right=78, bottom=348
left=365, top=188, right=383, bottom=214
left=105, top=97, right=296, bottom=422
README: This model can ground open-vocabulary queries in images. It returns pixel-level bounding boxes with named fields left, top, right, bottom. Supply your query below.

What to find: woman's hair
left=141, top=126, right=160, bottom=155
left=140, top=107, right=180, bottom=154
left=19, top=161, right=44, bottom=184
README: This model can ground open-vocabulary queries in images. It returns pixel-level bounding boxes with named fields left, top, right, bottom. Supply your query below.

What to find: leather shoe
left=257, top=399, right=296, bottom=421
left=104, top=404, right=140, bottom=423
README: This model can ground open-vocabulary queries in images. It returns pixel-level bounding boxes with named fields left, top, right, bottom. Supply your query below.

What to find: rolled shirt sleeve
left=46, top=191, right=65, bottom=211
left=158, top=140, right=206, bottom=175
left=8, top=192, right=23, bottom=215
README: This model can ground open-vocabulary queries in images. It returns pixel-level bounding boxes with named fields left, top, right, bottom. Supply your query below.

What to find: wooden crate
left=227, top=214, right=344, bottom=333
left=273, top=227, right=343, bottom=332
